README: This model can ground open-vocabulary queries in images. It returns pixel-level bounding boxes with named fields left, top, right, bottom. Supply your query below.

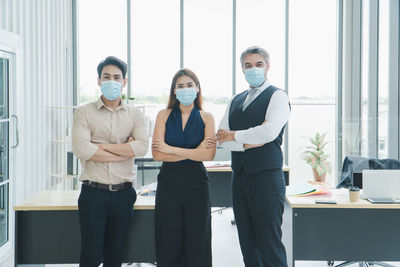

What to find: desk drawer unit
left=15, top=209, right=156, bottom=265
left=292, top=207, right=400, bottom=264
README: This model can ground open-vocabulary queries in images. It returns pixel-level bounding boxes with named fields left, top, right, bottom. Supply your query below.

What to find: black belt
left=82, top=180, right=132, bottom=191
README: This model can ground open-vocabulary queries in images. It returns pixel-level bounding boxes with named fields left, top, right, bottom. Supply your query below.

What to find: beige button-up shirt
left=72, top=97, right=149, bottom=184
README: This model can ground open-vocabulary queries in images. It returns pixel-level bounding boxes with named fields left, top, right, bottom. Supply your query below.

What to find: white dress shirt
left=218, top=80, right=290, bottom=151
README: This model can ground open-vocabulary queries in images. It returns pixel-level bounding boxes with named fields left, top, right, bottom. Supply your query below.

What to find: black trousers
left=78, top=184, right=137, bottom=267
left=232, top=168, right=287, bottom=267
left=155, top=161, right=212, bottom=267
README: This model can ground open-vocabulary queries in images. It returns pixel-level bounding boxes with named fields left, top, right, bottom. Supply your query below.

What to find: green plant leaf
left=303, top=146, right=318, bottom=150
left=319, top=142, right=329, bottom=150
left=309, top=137, right=317, bottom=146
left=320, top=154, right=330, bottom=161
left=320, top=132, right=327, bottom=143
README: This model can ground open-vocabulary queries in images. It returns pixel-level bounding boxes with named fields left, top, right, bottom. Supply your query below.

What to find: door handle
left=11, top=115, right=19, bottom=148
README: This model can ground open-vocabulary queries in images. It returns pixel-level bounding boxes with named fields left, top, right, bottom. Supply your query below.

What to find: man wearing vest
left=217, top=46, right=290, bottom=267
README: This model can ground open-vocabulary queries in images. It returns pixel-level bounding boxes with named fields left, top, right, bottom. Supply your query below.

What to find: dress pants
left=155, top=161, right=212, bottom=267
left=78, top=184, right=137, bottom=267
left=232, top=168, right=287, bottom=267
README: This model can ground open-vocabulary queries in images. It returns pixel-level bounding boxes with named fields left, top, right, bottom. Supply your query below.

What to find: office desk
left=207, top=164, right=290, bottom=207
left=14, top=191, right=156, bottom=266
left=286, top=189, right=400, bottom=266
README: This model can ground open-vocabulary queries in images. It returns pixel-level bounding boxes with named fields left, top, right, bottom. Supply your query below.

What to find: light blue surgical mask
left=100, top=80, right=122, bottom=101
left=244, top=67, right=266, bottom=88
left=176, top=88, right=197, bottom=106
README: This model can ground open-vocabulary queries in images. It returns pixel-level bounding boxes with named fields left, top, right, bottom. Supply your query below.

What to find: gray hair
left=240, top=46, right=270, bottom=66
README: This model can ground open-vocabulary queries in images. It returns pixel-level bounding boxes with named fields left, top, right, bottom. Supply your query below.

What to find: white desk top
left=14, top=190, right=155, bottom=211
left=205, top=163, right=290, bottom=173
left=286, top=188, right=400, bottom=209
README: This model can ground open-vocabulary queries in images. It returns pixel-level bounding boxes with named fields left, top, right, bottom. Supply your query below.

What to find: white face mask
left=176, top=88, right=197, bottom=106
left=244, top=67, right=266, bottom=87
left=100, top=80, right=122, bottom=100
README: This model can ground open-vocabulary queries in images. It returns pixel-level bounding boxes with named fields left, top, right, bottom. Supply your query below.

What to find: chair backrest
left=337, top=156, right=400, bottom=189
left=337, top=156, right=369, bottom=188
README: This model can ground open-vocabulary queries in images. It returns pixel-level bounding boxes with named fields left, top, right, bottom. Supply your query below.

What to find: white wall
left=0, top=0, right=73, bottom=203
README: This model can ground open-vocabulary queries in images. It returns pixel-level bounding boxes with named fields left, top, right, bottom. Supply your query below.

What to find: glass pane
left=288, top=0, right=337, bottom=185
left=130, top=0, right=180, bottom=125
left=236, top=0, right=285, bottom=93
left=0, top=183, right=9, bottom=246
left=184, top=0, right=232, bottom=127
left=361, top=0, right=370, bottom=157
left=378, top=0, right=389, bottom=158
left=0, top=122, right=8, bottom=183
left=0, top=58, right=9, bottom=119
left=78, top=0, right=127, bottom=105
left=0, top=59, right=9, bottom=183
left=289, top=0, right=336, bottom=99
left=289, top=105, right=336, bottom=185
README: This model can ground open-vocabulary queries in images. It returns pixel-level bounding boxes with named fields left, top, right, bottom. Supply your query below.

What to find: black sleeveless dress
left=155, top=106, right=212, bottom=267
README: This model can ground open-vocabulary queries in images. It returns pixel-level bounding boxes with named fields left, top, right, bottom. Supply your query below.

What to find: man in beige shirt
left=72, top=56, right=148, bottom=267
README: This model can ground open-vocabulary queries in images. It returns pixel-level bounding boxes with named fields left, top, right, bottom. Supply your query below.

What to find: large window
left=288, top=0, right=337, bottom=185
left=76, top=1, right=399, bottom=185
left=378, top=0, right=389, bottom=158
left=129, top=0, right=180, bottom=136
left=236, top=0, right=285, bottom=93
left=184, top=0, right=232, bottom=125
left=77, top=0, right=334, bottom=182
left=361, top=0, right=370, bottom=158
left=78, top=0, right=127, bottom=105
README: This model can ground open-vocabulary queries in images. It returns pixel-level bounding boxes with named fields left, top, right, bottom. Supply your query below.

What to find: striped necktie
left=242, top=88, right=258, bottom=110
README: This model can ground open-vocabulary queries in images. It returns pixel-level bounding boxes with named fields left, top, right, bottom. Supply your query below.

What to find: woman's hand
left=199, top=137, right=217, bottom=149
left=152, top=139, right=174, bottom=154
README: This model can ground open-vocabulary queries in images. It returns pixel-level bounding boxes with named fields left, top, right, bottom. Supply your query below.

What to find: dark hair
left=167, top=68, right=203, bottom=110
left=97, top=56, right=128, bottom=79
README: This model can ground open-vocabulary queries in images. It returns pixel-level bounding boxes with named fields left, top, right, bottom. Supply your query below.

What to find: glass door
left=0, top=50, right=15, bottom=254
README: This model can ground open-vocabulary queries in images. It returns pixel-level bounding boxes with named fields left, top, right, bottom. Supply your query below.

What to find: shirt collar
left=248, top=79, right=271, bottom=93
left=96, top=96, right=127, bottom=111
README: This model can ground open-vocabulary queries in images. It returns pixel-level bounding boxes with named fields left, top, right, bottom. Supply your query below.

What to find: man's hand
left=216, top=129, right=235, bottom=145
left=198, top=137, right=217, bottom=149
left=152, top=139, right=174, bottom=154
left=91, top=141, right=104, bottom=149
left=92, top=136, right=133, bottom=149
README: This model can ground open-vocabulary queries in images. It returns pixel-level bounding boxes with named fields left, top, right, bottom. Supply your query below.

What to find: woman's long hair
left=167, top=68, right=203, bottom=110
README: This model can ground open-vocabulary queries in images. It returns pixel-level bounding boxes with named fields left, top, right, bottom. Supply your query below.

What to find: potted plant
left=301, top=132, right=332, bottom=182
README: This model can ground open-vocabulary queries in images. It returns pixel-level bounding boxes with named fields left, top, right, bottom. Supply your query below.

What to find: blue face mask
left=100, top=80, right=122, bottom=101
left=244, top=67, right=266, bottom=87
left=176, top=88, right=197, bottom=106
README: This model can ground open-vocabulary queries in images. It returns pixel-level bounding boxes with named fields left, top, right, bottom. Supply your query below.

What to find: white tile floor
left=1, top=206, right=399, bottom=267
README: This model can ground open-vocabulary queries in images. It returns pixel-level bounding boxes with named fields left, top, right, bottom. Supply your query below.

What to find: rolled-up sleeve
left=72, top=108, right=99, bottom=160
left=129, top=108, right=149, bottom=157
left=218, top=96, right=245, bottom=152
